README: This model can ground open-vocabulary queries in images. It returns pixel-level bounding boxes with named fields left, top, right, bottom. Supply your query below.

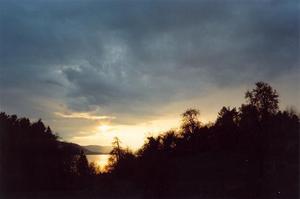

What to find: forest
left=0, top=82, right=299, bottom=199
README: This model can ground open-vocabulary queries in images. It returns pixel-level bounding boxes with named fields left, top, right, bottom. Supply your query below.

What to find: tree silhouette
left=110, top=137, right=122, bottom=162
left=106, top=137, right=136, bottom=176
left=102, top=82, right=298, bottom=198
left=181, top=108, right=201, bottom=138
left=215, top=107, right=238, bottom=150
left=245, top=81, right=279, bottom=118
left=216, top=107, right=238, bottom=128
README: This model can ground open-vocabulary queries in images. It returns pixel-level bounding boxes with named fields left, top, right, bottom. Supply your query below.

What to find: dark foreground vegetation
left=0, top=82, right=299, bottom=198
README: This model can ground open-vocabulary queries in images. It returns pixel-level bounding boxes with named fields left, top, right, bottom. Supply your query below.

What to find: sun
left=98, top=124, right=110, bottom=132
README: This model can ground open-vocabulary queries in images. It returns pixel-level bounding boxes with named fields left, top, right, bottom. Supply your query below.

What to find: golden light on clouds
left=57, top=106, right=216, bottom=150
left=55, top=112, right=115, bottom=120
left=69, top=116, right=181, bottom=150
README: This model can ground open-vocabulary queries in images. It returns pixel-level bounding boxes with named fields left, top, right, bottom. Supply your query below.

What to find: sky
left=0, top=0, right=299, bottom=150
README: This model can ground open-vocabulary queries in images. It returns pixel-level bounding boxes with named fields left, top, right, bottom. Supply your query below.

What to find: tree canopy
left=245, top=81, right=279, bottom=117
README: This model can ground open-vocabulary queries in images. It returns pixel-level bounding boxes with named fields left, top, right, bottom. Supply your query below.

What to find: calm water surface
left=86, top=154, right=111, bottom=172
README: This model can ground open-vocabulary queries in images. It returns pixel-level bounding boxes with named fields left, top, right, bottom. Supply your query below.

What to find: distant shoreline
left=84, top=153, right=111, bottom=155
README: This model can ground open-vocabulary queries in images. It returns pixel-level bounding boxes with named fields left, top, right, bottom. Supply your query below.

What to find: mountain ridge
left=82, top=145, right=112, bottom=154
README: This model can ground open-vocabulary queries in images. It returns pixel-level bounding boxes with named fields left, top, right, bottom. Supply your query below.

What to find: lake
left=86, top=154, right=111, bottom=172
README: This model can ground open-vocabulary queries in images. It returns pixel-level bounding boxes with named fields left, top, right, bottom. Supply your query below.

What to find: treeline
left=0, top=82, right=299, bottom=198
left=0, top=113, right=96, bottom=195
left=103, top=82, right=299, bottom=198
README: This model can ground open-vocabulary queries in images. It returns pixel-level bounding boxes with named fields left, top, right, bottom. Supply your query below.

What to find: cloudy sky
left=1, top=0, right=299, bottom=149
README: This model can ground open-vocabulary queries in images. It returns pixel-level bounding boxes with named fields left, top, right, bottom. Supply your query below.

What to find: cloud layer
left=1, top=0, right=299, bottom=143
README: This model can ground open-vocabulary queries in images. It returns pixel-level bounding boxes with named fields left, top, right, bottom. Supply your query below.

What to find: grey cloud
left=0, top=0, right=299, bottom=128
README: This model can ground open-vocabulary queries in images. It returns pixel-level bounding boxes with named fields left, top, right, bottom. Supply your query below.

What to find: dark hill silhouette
left=82, top=145, right=112, bottom=154
left=58, top=143, right=112, bottom=155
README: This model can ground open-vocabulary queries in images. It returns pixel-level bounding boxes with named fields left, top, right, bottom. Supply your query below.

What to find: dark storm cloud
left=0, top=0, right=299, bottom=124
